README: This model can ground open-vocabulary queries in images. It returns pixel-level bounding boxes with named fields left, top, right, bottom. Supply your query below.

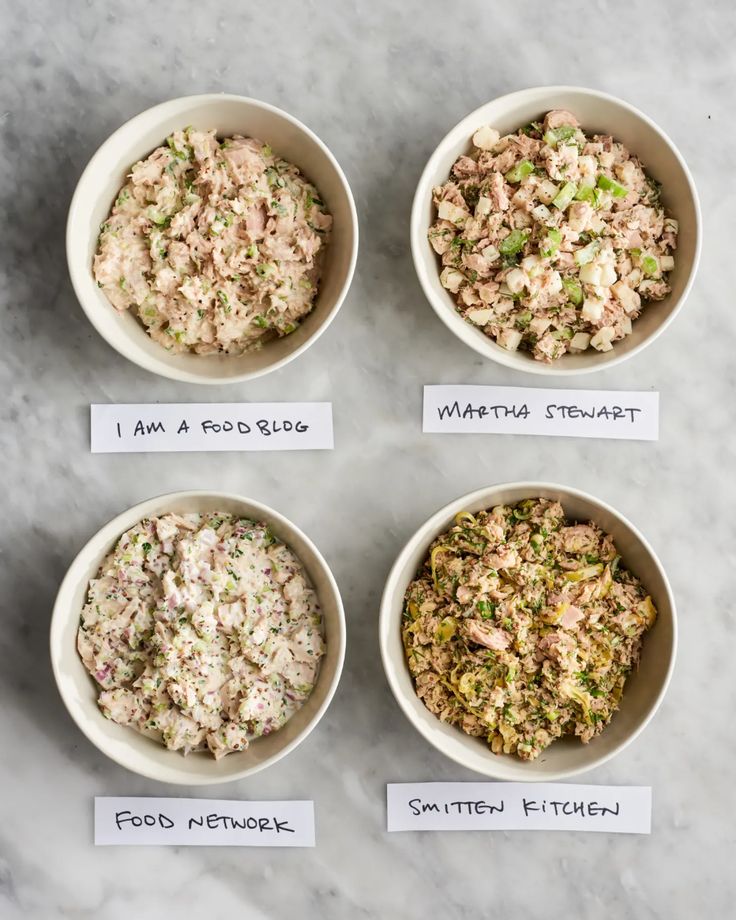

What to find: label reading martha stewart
left=423, top=385, right=658, bottom=441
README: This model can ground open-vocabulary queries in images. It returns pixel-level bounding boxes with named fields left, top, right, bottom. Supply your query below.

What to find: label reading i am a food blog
left=387, top=783, right=651, bottom=834
left=423, top=385, right=658, bottom=441
left=90, top=402, right=333, bottom=453
left=94, top=797, right=315, bottom=847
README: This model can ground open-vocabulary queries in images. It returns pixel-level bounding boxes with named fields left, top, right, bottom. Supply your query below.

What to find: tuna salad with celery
left=94, top=128, right=332, bottom=354
left=402, top=499, right=656, bottom=760
left=78, top=512, right=325, bottom=759
left=429, top=110, right=678, bottom=361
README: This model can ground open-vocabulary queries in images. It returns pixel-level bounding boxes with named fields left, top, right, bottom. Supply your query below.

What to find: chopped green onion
left=552, top=182, right=578, bottom=211
left=166, top=136, right=190, bottom=160
left=641, top=255, right=659, bottom=276
left=597, top=174, right=629, bottom=198
left=504, top=159, right=535, bottom=183
left=498, top=228, right=530, bottom=255
left=562, top=277, right=584, bottom=305
left=253, top=315, right=269, bottom=328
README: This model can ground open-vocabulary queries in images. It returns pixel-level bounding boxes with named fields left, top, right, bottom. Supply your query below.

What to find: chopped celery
left=504, top=159, right=535, bottom=183
left=543, top=125, right=578, bottom=147
left=563, top=563, right=604, bottom=582
left=574, top=240, right=599, bottom=265
left=552, top=182, right=577, bottom=210
left=515, top=311, right=532, bottom=328
left=498, top=228, right=530, bottom=255
left=539, top=228, right=562, bottom=258
left=562, top=277, right=584, bottom=305
left=436, top=616, right=458, bottom=643
left=597, top=174, right=629, bottom=198
left=574, top=184, right=596, bottom=204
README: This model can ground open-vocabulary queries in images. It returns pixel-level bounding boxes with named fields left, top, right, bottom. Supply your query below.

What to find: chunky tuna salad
left=94, top=128, right=332, bottom=354
left=78, top=512, right=325, bottom=759
left=429, top=110, right=678, bottom=361
left=402, top=499, right=656, bottom=761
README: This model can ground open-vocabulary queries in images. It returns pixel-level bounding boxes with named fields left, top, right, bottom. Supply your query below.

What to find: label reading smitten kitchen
left=94, top=797, right=315, bottom=847
left=90, top=402, right=333, bottom=453
left=423, top=385, right=658, bottom=441
left=387, top=783, right=651, bottom=834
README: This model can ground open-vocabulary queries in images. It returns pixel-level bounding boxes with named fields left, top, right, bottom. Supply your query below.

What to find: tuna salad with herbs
left=429, top=110, right=678, bottom=361
left=78, top=512, right=325, bottom=759
left=94, top=128, right=332, bottom=354
left=402, top=499, right=656, bottom=760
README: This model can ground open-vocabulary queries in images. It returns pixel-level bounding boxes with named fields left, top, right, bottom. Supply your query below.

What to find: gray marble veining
left=1, top=0, right=734, bottom=916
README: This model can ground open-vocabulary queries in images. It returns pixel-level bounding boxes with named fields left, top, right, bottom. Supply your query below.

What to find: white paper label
left=90, top=403, right=333, bottom=453
left=423, top=385, right=658, bottom=441
left=387, top=783, right=651, bottom=834
left=94, top=797, right=315, bottom=847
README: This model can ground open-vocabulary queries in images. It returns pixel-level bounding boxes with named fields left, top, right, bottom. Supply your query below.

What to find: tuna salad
left=78, top=512, right=325, bottom=759
left=94, top=128, right=332, bottom=354
left=429, top=110, right=678, bottom=361
left=402, top=499, right=656, bottom=761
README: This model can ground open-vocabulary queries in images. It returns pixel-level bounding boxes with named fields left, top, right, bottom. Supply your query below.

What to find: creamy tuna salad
left=429, top=110, right=678, bottom=361
left=78, top=512, right=325, bottom=759
left=94, top=128, right=332, bottom=354
left=402, top=499, right=656, bottom=761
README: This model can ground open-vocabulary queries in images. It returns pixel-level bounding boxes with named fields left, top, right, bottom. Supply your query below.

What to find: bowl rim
left=410, top=84, right=702, bottom=376
left=66, top=92, right=359, bottom=385
left=378, top=480, right=678, bottom=781
left=49, top=489, right=347, bottom=784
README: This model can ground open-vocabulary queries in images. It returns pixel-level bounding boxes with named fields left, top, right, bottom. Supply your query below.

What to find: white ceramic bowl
left=67, top=94, right=358, bottom=384
left=379, top=482, right=676, bottom=781
left=411, top=86, right=701, bottom=375
left=50, top=491, right=346, bottom=784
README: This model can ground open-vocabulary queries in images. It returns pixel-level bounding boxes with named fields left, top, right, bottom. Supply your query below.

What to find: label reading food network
left=423, top=385, right=658, bottom=441
left=90, top=402, right=333, bottom=453
left=94, top=797, right=315, bottom=847
left=387, top=783, right=651, bottom=834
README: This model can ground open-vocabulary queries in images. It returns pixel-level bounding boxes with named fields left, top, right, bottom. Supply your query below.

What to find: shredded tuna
left=94, top=129, right=332, bottom=355
left=429, top=110, right=678, bottom=362
left=78, top=512, right=326, bottom=759
left=402, top=499, right=656, bottom=761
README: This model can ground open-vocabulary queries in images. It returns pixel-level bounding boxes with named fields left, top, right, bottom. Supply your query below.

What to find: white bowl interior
left=51, top=492, right=345, bottom=784
left=412, top=87, right=700, bottom=375
left=380, top=483, right=676, bottom=781
left=67, top=95, right=357, bottom=383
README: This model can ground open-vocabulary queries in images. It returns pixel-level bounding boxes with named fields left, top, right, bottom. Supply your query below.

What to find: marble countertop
left=2, top=0, right=734, bottom=916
